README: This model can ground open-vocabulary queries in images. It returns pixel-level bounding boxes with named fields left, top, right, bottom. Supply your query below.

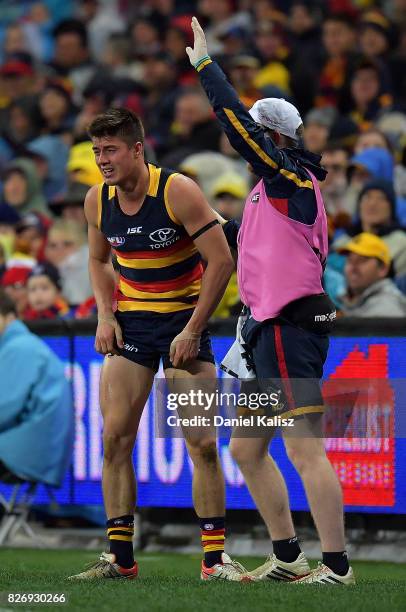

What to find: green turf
left=0, top=549, right=405, bottom=612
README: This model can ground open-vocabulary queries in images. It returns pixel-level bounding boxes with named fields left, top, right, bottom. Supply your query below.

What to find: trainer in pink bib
left=237, top=169, right=328, bottom=321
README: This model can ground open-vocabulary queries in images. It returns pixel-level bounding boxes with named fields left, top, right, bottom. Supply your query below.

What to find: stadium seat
left=0, top=464, right=52, bottom=547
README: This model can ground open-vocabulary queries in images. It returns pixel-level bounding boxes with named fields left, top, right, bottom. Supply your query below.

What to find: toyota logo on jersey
left=149, top=228, right=177, bottom=242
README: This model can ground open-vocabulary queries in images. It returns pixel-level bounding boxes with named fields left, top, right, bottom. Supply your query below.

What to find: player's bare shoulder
left=168, top=172, right=213, bottom=220
left=84, top=184, right=101, bottom=227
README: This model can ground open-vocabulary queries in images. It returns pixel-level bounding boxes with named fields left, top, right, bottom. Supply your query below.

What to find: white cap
left=249, top=98, right=303, bottom=142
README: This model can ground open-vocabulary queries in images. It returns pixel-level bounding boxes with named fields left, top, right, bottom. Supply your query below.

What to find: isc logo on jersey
left=149, top=227, right=179, bottom=249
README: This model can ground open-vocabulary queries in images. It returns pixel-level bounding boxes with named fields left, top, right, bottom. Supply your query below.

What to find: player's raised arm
left=167, top=175, right=234, bottom=367
left=85, top=186, right=123, bottom=355
left=186, top=17, right=284, bottom=178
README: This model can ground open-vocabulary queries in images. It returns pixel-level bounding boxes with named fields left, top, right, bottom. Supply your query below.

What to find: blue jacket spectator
left=349, top=147, right=406, bottom=223
left=0, top=289, right=74, bottom=486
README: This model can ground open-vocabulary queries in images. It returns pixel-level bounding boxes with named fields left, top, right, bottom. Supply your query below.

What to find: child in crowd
left=23, top=262, right=70, bottom=319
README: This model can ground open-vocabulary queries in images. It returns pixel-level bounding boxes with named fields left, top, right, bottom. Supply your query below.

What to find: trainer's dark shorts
left=115, top=308, right=214, bottom=372
left=241, top=315, right=329, bottom=418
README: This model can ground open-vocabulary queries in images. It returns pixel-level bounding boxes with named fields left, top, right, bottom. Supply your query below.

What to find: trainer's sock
left=106, top=514, right=135, bottom=569
left=322, top=551, right=350, bottom=576
left=273, top=536, right=301, bottom=563
left=199, top=516, right=225, bottom=567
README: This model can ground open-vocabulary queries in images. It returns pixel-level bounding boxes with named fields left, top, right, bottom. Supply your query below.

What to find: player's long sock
left=322, top=551, right=350, bottom=576
left=272, top=536, right=302, bottom=563
left=199, top=516, right=225, bottom=567
left=106, top=514, right=135, bottom=569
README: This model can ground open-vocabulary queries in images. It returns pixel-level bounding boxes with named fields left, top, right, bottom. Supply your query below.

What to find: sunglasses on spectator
left=47, top=240, right=76, bottom=249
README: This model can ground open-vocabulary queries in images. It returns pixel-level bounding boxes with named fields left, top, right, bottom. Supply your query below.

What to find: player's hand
left=95, top=313, right=124, bottom=356
left=186, top=16, right=208, bottom=66
left=169, top=327, right=201, bottom=368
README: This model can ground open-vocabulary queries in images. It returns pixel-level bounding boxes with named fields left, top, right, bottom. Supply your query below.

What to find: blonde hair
left=48, top=220, right=87, bottom=247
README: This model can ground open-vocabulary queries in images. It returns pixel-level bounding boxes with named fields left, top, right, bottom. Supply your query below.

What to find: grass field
left=0, top=549, right=405, bottom=612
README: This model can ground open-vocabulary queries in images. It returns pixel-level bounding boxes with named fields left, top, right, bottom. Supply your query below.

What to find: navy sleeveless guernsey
left=97, top=163, right=203, bottom=313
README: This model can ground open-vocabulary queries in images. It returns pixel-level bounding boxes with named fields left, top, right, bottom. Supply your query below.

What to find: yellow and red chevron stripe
left=115, top=243, right=198, bottom=269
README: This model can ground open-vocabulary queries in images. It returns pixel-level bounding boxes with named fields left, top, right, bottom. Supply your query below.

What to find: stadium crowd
left=0, top=0, right=406, bottom=320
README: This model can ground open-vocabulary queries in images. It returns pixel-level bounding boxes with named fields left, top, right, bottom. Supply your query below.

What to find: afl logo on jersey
left=149, top=228, right=177, bottom=242
left=107, top=236, right=126, bottom=246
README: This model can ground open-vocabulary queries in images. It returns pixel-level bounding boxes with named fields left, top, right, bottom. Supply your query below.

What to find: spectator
left=210, top=172, right=248, bottom=220
left=348, top=146, right=406, bottom=222
left=23, top=262, right=70, bottom=320
left=140, top=51, right=180, bottom=156
left=334, top=179, right=406, bottom=277
left=252, top=22, right=290, bottom=94
left=228, top=54, right=264, bottom=109
left=216, top=23, right=249, bottom=61
left=304, top=107, right=338, bottom=154
left=198, top=0, right=250, bottom=57
left=1, top=267, right=30, bottom=317
left=2, top=97, right=43, bottom=147
left=353, top=126, right=391, bottom=153
left=320, top=144, right=350, bottom=217
left=49, top=19, right=97, bottom=102
left=165, top=16, right=196, bottom=85
left=337, top=232, right=406, bottom=317
left=27, top=135, right=70, bottom=201
left=14, top=213, right=49, bottom=262
left=102, top=33, right=141, bottom=81
left=345, top=59, right=393, bottom=130
left=0, top=288, right=74, bottom=487
left=130, top=17, right=161, bottom=58
left=163, top=88, right=222, bottom=167
left=2, top=24, right=31, bottom=58
left=2, top=158, right=48, bottom=216
left=48, top=182, right=88, bottom=229
left=316, top=12, right=358, bottom=108
left=79, top=0, right=125, bottom=60
left=45, top=220, right=92, bottom=306
left=179, top=151, right=235, bottom=199
left=359, top=10, right=395, bottom=63
left=0, top=53, right=40, bottom=104
left=287, top=1, right=323, bottom=114
left=38, top=81, right=77, bottom=141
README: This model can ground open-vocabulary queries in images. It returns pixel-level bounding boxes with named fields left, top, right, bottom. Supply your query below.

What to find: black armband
left=222, top=219, right=241, bottom=249
left=190, top=219, right=219, bottom=240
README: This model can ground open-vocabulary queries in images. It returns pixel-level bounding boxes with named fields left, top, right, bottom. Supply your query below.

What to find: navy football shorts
left=115, top=308, right=214, bottom=372
left=241, top=315, right=329, bottom=418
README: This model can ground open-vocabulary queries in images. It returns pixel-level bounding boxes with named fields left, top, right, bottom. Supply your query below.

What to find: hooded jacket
left=349, top=148, right=406, bottom=223
left=334, top=179, right=406, bottom=276
left=4, top=158, right=48, bottom=216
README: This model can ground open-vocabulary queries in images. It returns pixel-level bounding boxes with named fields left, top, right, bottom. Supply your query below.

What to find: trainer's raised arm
left=186, top=17, right=283, bottom=178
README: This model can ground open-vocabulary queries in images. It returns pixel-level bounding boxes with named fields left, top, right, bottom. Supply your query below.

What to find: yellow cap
left=210, top=172, right=249, bottom=199
left=338, top=232, right=391, bottom=266
left=67, top=141, right=103, bottom=186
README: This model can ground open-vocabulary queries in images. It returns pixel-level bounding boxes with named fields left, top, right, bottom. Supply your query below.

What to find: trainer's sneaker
left=201, top=552, right=253, bottom=582
left=293, top=562, right=355, bottom=585
left=67, top=552, right=138, bottom=580
left=247, top=552, right=311, bottom=581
